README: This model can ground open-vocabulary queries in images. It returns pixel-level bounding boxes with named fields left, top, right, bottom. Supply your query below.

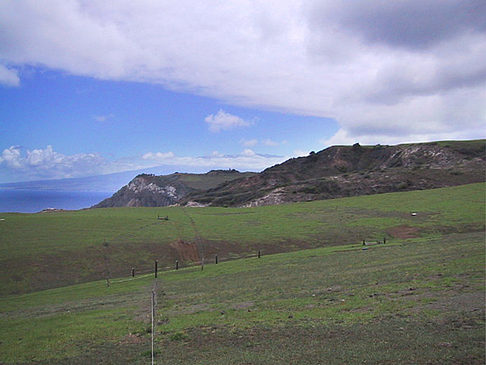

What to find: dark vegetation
left=94, top=140, right=485, bottom=209
left=185, top=140, right=485, bottom=207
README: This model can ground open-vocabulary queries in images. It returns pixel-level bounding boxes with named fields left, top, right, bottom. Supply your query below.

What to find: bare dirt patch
left=169, top=240, right=200, bottom=263
left=386, top=225, right=420, bottom=239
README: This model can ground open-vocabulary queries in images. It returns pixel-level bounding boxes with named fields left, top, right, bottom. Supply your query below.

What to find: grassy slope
left=178, top=171, right=256, bottom=191
left=0, top=183, right=484, bottom=295
left=0, top=231, right=483, bottom=364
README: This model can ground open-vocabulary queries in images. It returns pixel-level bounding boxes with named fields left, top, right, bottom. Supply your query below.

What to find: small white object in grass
left=0, top=218, right=5, bottom=221
left=411, top=212, right=417, bottom=216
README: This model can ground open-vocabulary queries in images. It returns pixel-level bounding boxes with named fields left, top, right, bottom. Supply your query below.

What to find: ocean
left=0, top=189, right=112, bottom=213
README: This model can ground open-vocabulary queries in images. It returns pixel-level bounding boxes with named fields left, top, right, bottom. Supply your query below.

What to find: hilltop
left=93, top=169, right=256, bottom=208
left=186, top=140, right=485, bottom=206
left=94, top=140, right=485, bottom=208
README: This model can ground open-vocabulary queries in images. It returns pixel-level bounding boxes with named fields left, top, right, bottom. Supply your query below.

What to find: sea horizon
left=0, top=189, right=112, bottom=213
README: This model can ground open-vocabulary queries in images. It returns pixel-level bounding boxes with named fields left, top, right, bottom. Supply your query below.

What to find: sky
left=1, top=0, right=485, bottom=184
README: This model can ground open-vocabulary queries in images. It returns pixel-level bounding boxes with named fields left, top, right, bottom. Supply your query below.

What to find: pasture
left=0, top=183, right=483, bottom=295
left=0, top=183, right=484, bottom=363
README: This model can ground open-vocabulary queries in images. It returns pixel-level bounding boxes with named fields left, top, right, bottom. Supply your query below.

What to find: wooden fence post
left=154, top=260, right=158, bottom=278
left=131, top=267, right=135, bottom=277
left=258, top=250, right=261, bottom=258
left=215, top=255, right=218, bottom=264
left=175, top=260, right=179, bottom=270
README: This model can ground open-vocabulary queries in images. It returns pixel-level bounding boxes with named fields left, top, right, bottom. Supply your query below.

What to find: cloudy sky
left=1, top=0, right=485, bottom=183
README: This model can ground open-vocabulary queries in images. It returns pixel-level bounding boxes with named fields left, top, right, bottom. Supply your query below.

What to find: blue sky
left=1, top=1, right=485, bottom=184
left=0, top=69, right=337, bottom=182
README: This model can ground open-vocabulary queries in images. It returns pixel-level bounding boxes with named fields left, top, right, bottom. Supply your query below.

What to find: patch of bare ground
left=386, top=225, right=420, bottom=239
left=169, top=240, right=200, bottom=263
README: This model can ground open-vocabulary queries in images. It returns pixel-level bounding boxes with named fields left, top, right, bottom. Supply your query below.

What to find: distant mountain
left=183, top=140, right=486, bottom=207
left=0, top=164, right=212, bottom=193
left=93, top=169, right=257, bottom=208
left=0, top=170, right=140, bottom=193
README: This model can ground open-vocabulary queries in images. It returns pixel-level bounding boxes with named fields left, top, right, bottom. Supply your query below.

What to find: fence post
left=383, top=237, right=386, bottom=244
left=131, top=267, right=135, bottom=277
left=154, top=260, right=158, bottom=278
left=175, top=260, right=179, bottom=270
left=362, top=239, right=365, bottom=246
left=151, top=289, right=156, bottom=365
left=215, top=255, right=218, bottom=264
left=258, top=250, right=261, bottom=258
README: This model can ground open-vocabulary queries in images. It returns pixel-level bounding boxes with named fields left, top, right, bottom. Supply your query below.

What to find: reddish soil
left=169, top=240, right=200, bottom=263
left=386, top=225, right=420, bottom=239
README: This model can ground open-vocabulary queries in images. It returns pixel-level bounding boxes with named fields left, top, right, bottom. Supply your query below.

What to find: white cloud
left=0, top=64, right=20, bottom=86
left=0, top=145, right=106, bottom=178
left=142, top=149, right=286, bottom=170
left=242, top=149, right=256, bottom=157
left=204, top=109, right=251, bottom=132
left=0, top=145, right=155, bottom=181
left=0, top=146, right=22, bottom=168
left=240, top=138, right=283, bottom=147
left=142, top=151, right=175, bottom=160
left=240, top=138, right=258, bottom=147
left=261, top=138, right=279, bottom=146
left=0, top=145, right=291, bottom=182
left=0, top=1, right=485, bottom=143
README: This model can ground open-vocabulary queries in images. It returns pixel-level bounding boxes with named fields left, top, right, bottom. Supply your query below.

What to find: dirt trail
left=181, top=208, right=206, bottom=264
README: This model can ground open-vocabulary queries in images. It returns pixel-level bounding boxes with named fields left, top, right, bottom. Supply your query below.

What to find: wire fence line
left=151, top=278, right=158, bottom=365
left=96, top=211, right=266, bottom=364
left=105, top=252, right=265, bottom=290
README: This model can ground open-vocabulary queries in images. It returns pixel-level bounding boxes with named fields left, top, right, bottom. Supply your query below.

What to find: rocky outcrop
left=94, top=140, right=485, bottom=209
left=93, top=170, right=256, bottom=208
left=93, top=174, right=192, bottom=208
left=184, top=140, right=486, bottom=207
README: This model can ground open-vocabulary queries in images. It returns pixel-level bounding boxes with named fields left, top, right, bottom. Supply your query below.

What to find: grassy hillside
left=0, top=183, right=484, bottom=295
left=185, top=139, right=485, bottom=206
left=177, top=170, right=256, bottom=191
left=0, top=183, right=484, bottom=363
left=0, top=231, right=483, bottom=363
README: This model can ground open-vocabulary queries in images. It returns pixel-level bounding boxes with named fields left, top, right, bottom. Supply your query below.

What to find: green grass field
left=0, top=232, right=483, bottom=364
left=0, top=183, right=484, bottom=363
left=0, top=183, right=484, bottom=295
